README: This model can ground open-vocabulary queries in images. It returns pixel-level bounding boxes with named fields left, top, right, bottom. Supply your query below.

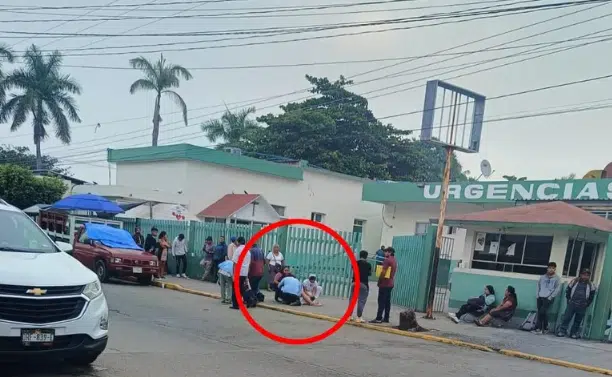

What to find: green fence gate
left=283, top=226, right=361, bottom=298
left=390, top=231, right=435, bottom=311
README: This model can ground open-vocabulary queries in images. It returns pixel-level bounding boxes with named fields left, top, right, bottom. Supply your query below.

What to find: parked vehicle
left=73, top=223, right=159, bottom=285
left=0, top=198, right=108, bottom=365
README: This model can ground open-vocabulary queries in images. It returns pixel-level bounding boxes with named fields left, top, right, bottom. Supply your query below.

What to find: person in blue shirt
left=375, top=246, right=385, bottom=266
left=217, top=260, right=234, bottom=304
left=278, top=276, right=318, bottom=306
left=212, top=236, right=227, bottom=282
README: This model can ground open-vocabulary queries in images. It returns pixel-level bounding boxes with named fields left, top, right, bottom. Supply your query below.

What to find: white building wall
left=114, top=160, right=383, bottom=252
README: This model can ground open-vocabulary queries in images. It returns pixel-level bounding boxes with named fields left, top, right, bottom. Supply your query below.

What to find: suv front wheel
left=95, top=260, right=109, bottom=283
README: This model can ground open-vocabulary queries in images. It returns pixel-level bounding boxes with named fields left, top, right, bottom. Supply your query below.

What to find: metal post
left=425, top=94, right=458, bottom=319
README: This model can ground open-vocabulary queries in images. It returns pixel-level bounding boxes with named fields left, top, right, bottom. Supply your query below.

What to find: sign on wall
left=423, top=180, right=612, bottom=202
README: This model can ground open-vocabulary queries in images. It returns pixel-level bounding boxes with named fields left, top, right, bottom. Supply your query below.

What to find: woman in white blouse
left=266, top=244, right=284, bottom=290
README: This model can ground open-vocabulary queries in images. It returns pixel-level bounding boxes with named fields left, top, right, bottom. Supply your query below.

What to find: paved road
left=6, top=282, right=600, bottom=377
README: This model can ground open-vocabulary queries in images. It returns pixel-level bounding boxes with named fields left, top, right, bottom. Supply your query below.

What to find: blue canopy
left=50, top=194, right=124, bottom=214
left=84, top=223, right=143, bottom=251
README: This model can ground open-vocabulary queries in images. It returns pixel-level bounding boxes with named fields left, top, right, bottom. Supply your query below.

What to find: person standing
left=248, top=243, right=265, bottom=298
left=212, top=236, right=228, bottom=282
left=350, top=250, right=372, bottom=323
left=227, top=236, right=238, bottom=261
left=172, top=233, right=189, bottom=278
left=132, top=227, right=145, bottom=248
left=557, top=268, right=597, bottom=339
left=217, top=259, right=234, bottom=304
left=265, top=244, right=284, bottom=290
left=230, top=236, right=251, bottom=310
left=370, top=247, right=397, bottom=324
left=533, top=262, right=561, bottom=334
left=144, top=227, right=158, bottom=255
left=157, top=231, right=170, bottom=279
left=201, top=236, right=215, bottom=281
left=375, top=246, right=385, bottom=267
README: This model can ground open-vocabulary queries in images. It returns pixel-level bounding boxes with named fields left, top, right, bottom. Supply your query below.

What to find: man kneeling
left=278, top=275, right=319, bottom=306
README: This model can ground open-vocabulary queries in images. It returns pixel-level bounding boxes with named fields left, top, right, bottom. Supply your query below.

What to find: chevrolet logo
left=26, top=288, right=47, bottom=296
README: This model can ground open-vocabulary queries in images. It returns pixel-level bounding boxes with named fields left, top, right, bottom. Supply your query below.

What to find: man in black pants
left=370, top=247, right=397, bottom=324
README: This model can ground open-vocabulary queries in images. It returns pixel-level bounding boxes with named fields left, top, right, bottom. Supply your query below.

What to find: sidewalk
left=154, top=276, right=612, bottom=371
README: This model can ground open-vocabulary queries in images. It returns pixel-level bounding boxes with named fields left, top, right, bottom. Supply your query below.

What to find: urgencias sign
left=423, top=180, right=612, bottom=202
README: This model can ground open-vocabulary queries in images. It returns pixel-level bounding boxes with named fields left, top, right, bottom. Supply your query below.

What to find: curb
left=152, top=281, right=612, bottom=375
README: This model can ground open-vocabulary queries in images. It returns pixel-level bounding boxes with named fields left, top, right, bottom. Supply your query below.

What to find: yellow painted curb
left=152, top=281, right=612, bottom=375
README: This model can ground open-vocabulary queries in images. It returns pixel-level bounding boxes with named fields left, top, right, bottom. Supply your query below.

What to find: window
left=271, top=205, right=286, bottom=217
left=0, top=209, right=58, bottom=254
left=415, top=222, right=429, bottom=235
left=471, top=233, right=553, bottom=275
left=353, top=219, right=365, bottom=234
left=563, top=239, right=599, bottom=277
left=311, top=212, right=325, bottom=222
left=446, top=226, right=457, bottom=235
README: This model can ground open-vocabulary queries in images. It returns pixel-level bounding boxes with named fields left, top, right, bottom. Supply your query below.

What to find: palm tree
left=201, top=107, right=260, bottom=147
left=0, top=44, right=15, bottom=106
left=129, top=54, right=192, bottom=147
left=0, top=45, right=81, bottom=170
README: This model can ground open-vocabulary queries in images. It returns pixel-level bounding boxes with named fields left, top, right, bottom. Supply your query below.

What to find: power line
left=0, top=0, right=541, bottom=22
left=0, top=0, right=245, bottom=11
left=1, top=0, right=605, bottom=40
left=3, top=68, right=611, bottom=166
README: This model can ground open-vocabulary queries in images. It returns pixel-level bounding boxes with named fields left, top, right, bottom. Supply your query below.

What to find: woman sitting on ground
left=448, top=285, right=496, bottom=323
left=475, top=286, right=517, bottom=327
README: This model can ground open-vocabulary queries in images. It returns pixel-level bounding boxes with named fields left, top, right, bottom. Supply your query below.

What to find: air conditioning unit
left=224, top=147, right=242, bottom=155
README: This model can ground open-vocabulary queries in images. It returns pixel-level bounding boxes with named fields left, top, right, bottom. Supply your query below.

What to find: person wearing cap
left=302, top=274, right=323, bottom=305
left=227, top=236, right=238, bottom=261
left=557, top=268, right=597, bottom=339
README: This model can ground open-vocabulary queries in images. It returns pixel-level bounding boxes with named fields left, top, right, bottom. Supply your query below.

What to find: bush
left=0, top=164, right=66, bottom=209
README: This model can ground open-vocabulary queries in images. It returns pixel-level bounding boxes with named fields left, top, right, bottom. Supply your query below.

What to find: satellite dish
left=480, top=159, right=492, bottom=178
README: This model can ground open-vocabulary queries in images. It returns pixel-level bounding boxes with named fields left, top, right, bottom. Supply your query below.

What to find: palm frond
left=129, top=56, right=158, bottom=81
left=54, top=93, right=81, bottom=123
left=55, top=74, right=82, bottom=95
left=0, top=96, right=22, bottom=124
left=163, top=90, right=188, bottom=126
left=45, top=50, right=63, bottom=76
left=45, top=100, right=71, bottom=144
left=129, top=79, right=157, bottom=94
left=10, top=96, right=31, bottom=132
left=0, top=44, right=14, bottom=63
left=169, top=64, right=193, bottom=81
left=201, top=119, right=226, bottom=143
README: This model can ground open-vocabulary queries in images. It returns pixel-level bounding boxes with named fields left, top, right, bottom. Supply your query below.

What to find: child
left=217, top=259, right=234, bottom=304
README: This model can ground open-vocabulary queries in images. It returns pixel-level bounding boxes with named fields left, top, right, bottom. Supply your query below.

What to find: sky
left=0, top=0, right=611, bottom=184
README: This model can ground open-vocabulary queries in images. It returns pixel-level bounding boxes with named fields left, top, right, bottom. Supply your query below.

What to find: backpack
left=256, top=292, right=265, bottom=302
left=244, top=289, right=258, bottom=308
left=519, top=311, right=537, bottom=331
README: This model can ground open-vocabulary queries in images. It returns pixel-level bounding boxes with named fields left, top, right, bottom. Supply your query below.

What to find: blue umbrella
left=50, top=194, right=124, bottom=214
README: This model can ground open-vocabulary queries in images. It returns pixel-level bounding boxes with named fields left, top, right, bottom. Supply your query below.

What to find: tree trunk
left=152, top=92, right=162, bottom=147
left=35, top=139, right=42, bottom=171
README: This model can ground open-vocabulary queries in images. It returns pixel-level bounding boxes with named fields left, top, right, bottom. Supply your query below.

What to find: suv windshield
left=0, top=208, right=59, bottom=253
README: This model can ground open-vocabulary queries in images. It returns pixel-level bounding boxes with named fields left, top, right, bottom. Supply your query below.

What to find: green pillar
left=587, top=233, right=612, bottom=340
left=416, top=226, right=436, bottom=312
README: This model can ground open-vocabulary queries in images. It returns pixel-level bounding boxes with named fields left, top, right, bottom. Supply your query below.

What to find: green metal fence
left=390, top=234, right=428, bottom=309
left=284, top=226, right=361, bottom=298
left=114, top=217, right=360, bottom=295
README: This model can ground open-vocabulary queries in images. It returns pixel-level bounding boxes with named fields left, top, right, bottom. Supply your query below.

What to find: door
left=73, top=229, right=97, bottom=270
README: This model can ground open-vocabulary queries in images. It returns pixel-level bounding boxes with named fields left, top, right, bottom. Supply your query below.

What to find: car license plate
left=133, top=267, right=143, bottom=273
left=21, top=329, right=54, bottom=344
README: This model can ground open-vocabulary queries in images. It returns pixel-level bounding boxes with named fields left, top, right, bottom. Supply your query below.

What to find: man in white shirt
left=230, top=236, right=251, bottom=309
left=172, top=234, right=188, bottom=278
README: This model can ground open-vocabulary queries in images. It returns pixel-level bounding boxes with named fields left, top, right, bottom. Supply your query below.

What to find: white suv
left=0, top=199, right=108, bottom=365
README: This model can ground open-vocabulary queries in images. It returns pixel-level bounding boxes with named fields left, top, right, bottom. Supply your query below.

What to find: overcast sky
left=0, top=0, right=610, bottom=184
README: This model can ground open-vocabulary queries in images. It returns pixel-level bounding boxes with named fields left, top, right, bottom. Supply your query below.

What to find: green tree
left=0, top=145, right=70, bottom=175
left=557, top=173, right=576, bottom=180
left=0, top=44, right=15, bottom=106
left=129, top=54, right=192, bottom=147
left=0, top=45, right=81, bottom=170
left=0, top=164, right=65, bottom=209
left=201, top=106, right=260, bottom=148
left=241, top=75, right=465, bottom=181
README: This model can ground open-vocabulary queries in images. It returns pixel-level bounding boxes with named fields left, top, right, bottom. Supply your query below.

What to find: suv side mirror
left=56, top=241, right=73, bottom=254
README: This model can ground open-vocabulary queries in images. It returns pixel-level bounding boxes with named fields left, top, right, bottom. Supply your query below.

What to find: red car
left=73, top=223, right=159, bottom=285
